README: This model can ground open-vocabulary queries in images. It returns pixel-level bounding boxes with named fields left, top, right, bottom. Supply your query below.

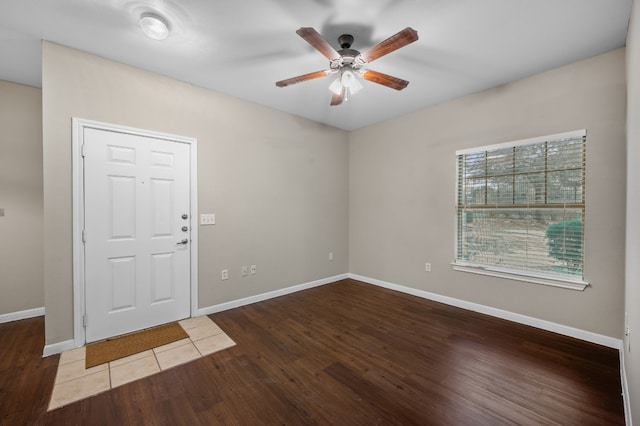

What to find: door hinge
left=81, top=143, right=86, bottom=157
left=82, top=314, right=88, bottom=327
left=82, top=229, right=86, bottom=243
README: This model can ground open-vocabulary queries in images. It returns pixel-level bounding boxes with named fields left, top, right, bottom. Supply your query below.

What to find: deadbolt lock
left=181, top=226, right=189, bottom=232
left=181, top=214, right=188, bottom=220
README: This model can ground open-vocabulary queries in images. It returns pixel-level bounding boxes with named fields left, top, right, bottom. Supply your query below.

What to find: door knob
left=177, top=239, right=189, bottom=245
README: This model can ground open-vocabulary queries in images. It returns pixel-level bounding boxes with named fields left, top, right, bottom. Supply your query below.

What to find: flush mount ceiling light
left=139, top=12, right=169, bottom=40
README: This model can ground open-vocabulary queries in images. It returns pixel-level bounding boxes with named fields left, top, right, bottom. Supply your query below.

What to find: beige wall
left=42, top=42, right=349, bottom=345
left=625, top=0, right=640, bottom=422
left=39, top=38, right=631, bottom=355
left=349, top=48, right=626, bottom=338
left=0, top=80, right=43, bottom=316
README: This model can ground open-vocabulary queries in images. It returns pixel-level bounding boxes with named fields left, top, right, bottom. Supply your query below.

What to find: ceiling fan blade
left=360, top=70, right=410, bottom=90
left=296, top=27, right=341, bottom=61
left=359, top=27, right=418, bottom=63
left=330, top=87, right=346, bottom=106
left=276, top=70, right=333, bottom=88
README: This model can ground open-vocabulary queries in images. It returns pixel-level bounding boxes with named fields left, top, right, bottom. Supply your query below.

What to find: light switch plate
left=200, top=213, right=215, bottom=225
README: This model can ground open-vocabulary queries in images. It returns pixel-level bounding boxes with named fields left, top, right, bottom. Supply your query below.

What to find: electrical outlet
left=200, top=213, right=216, bottom=225
left=241, top=266, right=248, bottom=277
left=221, top=269, right=228, bottom=280
left=425, top=263, right=431, bottom=272
left=250, top=264, right=256, bottom=275
left=329, top=252, right=334, bottom=261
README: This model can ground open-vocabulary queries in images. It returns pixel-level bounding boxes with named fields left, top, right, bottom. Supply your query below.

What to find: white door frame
left=72, top=117, right=198, bottom=348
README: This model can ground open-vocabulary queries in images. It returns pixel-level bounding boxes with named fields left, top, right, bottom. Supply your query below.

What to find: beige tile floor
left=48, top=316, right=236, bottom=411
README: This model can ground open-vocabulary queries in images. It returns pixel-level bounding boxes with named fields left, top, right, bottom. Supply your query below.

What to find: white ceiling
left=0, top=0, right=632, bottom=131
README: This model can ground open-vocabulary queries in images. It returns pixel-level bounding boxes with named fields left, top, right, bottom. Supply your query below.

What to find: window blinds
left=455, top=130, right=586, bottom=282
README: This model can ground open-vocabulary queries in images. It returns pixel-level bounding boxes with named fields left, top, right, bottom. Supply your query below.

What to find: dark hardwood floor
left=0, top=279, right=624, bottom=425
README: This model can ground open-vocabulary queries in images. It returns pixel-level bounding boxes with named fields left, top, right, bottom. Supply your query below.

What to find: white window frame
left=452, top=130, right=589, bottom=291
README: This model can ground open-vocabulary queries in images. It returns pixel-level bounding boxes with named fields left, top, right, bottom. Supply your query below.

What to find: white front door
left=83, top=127, right=192, bottom=343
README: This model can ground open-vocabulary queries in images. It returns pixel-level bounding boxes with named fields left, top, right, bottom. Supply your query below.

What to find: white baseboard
left=620, top=348, right=633, bottom=426
left=43, top=339, right=77, bottom=357
left=349, top=273, right=623, bottom=350
left=41, top=274, right=349, bottom=357
left=197, top=273, right=349, bottom=316
left=0, top=307, right=44, bottom=324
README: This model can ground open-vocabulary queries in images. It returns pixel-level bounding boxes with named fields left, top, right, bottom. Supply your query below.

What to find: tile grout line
left=151, top=345, right=163, bottom=371
left=108, top=360, right=112, bottom=391
left=189, top=333, right=202, bottom=357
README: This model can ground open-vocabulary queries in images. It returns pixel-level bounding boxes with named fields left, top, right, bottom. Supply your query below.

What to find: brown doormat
left=85, top=322, right=189, bottom=369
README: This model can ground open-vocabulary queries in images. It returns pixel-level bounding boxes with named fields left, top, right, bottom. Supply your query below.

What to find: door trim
left=72, top=118, right=198, bottom=347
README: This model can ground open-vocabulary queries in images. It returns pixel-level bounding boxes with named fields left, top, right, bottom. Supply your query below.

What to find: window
left=454, top=130, right=587, bottom=290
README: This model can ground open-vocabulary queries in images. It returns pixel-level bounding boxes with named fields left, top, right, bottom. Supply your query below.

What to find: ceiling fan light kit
left=329, top=68, right=363, bottom=97
left=276, top=27, right=418, bottom=106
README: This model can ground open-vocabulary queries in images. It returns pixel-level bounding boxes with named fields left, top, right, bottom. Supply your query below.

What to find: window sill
left=451, top=263, right=589, bottom=291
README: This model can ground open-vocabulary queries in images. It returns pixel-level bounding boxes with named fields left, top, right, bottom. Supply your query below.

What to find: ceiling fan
left=275, top=27, right=419, bottom=106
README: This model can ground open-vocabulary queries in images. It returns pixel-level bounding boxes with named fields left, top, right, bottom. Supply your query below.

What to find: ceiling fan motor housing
left=336, top=49, right=361, bottom=66
left=334, top=34, right=363, bottom=69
